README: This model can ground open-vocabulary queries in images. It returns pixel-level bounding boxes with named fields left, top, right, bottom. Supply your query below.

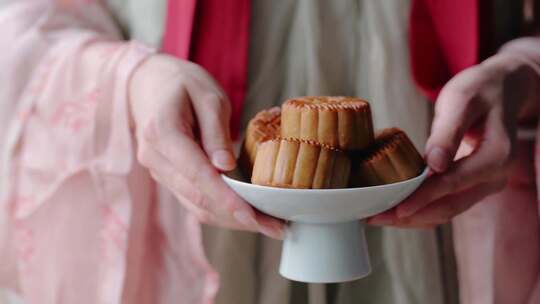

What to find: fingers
left=367, top=208, right=437, bottom=228
left=185, top=72, right=236, bottom=172
left=254, top=211, right=286, bottom=240
left=138, top=59, right=236, bottom=172
left=141, top=129, right=243, bottom=217
left=369, top=181, right=504, bottom=227
left=131, top=57, right=283, bottom=237
left=139, top=144, right=219, bottom=223
left=138, top=127, right=284, bottom=239
left=368, top=61, right=519, bottom=228
left=144, top=121, right=231, bottom=199
left=367, top=209, right=436, bottom=229
left=396, top=107, right=511, bottom=218
left=394, top=181, right=504, bottom=227
left=366, top=209, right=396, bottom=226
left=426, top=69, right=490, bottom=173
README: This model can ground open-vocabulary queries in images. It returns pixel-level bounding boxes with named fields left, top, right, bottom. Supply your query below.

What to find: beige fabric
left=104, top=1, right=446, bottom=304
left=105, top=0, right=166, bottom=46
left=240, top=3, right=440, bottom=302
left=243, top=0, right=431, bottom=148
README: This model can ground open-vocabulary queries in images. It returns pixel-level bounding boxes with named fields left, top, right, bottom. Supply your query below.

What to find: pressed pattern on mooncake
left=238, top=107, right=281, bottom=176
left=350, top=128, right=424, bottom=186
left=251, top=138, right=351, bottom=189
left=281, top=96, right=373, bottom=151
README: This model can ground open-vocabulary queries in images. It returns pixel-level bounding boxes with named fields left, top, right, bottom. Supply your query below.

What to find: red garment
left=409, top=0, right=492, bottom=100
left=162, top=0, right=250, bottom=139
left=162, top=0, right=486, bottom=136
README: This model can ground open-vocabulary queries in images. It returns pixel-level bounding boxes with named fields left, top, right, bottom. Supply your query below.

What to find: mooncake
left=238, top=107, right=281, bottom=176
left=251, top=138, right=351, bottom=189
left=281, top=96, right=373, bottom=151
left=351, top=128, right=424, bottom=186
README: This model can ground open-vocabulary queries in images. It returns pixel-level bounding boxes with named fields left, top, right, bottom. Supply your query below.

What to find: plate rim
left=221, top=167, right=429, bottom=194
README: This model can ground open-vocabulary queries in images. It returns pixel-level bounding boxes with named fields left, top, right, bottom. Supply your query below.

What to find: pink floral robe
left=2, top=1, right=540, bottom=304
left=0, top=1, right=217, bottom=303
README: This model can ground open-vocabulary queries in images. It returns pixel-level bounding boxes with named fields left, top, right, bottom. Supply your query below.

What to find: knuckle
left=174, top=117, right=194, bottom=136
left=205, top=93, right=221, bottom=105
left=137, top=145, right=153, bottom=167
left=209, top=95, right=230, bottom=115
left=439, top=84, right=471, bottom=107
left=184, top=61, right=206, bottom=74
left=222, top=193, right=243, bottom=213
left=168, top=172, right=208, bottom=208
left=490, top=138, right=513, bottom=168
left=141, top=120, right=160, bottom=144
left=190, top=191, right=208, bottom=210
left=199, top=91, right=227, bottom=108
left=194, top=166, right=219, bottom=186
left=440, top=174, right=459, bottom=194
left=181, top=168, right=197, bottom=184
left=179, top=164, right=197, bottom=184
left=173, top=72, right=189, bottom=85
left=193, top=210, right=214, bottom=224
left=143, top=114, right=192, bottom=142
left=176, top=194, right=214, bottom=224
left=451, top=88, right=473, bottom=105
left=438, top=83, right=488, bottom=118
left=179, top=181, right=209, bottom=210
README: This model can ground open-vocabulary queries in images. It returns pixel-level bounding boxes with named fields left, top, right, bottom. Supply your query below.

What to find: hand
left=129, top=54, right=284, bottom=239
left=369, top=53, right=538, bottom=228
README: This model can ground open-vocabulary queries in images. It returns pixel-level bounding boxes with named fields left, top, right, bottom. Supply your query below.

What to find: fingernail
left=260, top=225, right=284, bottom=240
left=233, top=210, right=258, bottom=227
left=211, top=149, right=235, bottom=171
left=427, top=147, right=449, bottom=173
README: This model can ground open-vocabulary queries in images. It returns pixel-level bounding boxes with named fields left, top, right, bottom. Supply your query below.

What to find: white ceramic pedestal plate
left=222, top=168, right=428, bottom=283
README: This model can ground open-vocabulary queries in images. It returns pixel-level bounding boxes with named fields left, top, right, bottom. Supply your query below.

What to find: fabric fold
left=0, top=2, right=217, bottom=303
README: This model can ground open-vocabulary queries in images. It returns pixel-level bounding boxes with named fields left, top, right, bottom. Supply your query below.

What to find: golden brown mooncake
left=238, top=107, right=281, bottom=176
left=251, top=138, right=351, bottom=189
left=281, top=96, right=374, bottom=151
left=351, top=128, right=425, bottom=187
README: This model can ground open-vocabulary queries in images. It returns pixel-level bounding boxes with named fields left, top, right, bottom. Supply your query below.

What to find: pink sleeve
left=0, top=2, right=218, bottom=304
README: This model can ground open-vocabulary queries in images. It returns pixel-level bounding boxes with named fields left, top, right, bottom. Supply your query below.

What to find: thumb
left=426, top=73, right=488, bottom=173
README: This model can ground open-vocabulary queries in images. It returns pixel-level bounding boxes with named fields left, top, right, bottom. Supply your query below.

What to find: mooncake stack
left=239, top=96, right=424, bottom=189
left=251, top=138, right=351, bottom=189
